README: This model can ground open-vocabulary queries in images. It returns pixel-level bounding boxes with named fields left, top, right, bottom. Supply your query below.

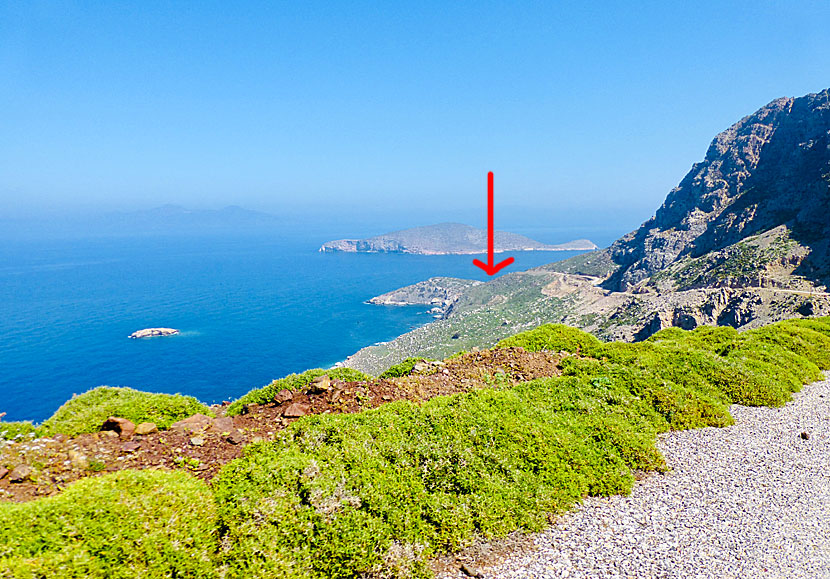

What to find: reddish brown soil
left=0, top=348, right=563, bottom=503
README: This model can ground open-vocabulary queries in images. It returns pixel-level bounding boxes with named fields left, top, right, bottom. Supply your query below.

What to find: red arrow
left=472, top=171, right=515, bottom=276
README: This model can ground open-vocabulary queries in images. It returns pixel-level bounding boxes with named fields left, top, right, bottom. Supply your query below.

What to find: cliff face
left=606, top=89, right=830, bottom=291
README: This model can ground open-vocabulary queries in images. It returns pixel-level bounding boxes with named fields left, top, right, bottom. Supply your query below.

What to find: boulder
left=170, top=414, right=213, bottom=434
left=9, top=465, right=33, bottom=483
left=210, top=416, right=235, bottom=434
left=274, top=389, right=294, bottom=404
left=307, top=375, right=331, bottom=394
left=282, top=402, right=310, bottom=418
left=121, top=441, right=141, bottom=452
left=226, top=431, right=245, bottom=445
left=135, top=422, right=158, bottom=435
left=101, top=417, right=136, bottom=440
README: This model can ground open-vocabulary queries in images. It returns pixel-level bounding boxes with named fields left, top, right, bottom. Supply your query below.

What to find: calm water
left=0, top=233, right=587, bottom=422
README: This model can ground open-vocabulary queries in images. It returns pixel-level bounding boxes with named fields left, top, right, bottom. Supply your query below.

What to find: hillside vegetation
left=2, top=317, right=830, bottom=578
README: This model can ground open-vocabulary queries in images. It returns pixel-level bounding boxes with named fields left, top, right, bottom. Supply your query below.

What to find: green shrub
left=39, top=386, right=212, bottom=438
left=648, top=325, right=739, bottom=354
left=226, top=368, right=373, bottom=416
left=379, top=357, right=434, bottom=379
left=0, top=470, right=217, bottom=578
left=0, top=421, right=39, bottom=441
left=213, top=375, right=667, bottom=578
left=497, top=324, right=603, bottom=356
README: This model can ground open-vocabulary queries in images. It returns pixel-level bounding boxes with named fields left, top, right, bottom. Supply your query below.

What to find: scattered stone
left=135, top=422, right=158, bottom=435
left=101, top=416, right=136, bottom=440
left=461, top=562, right=483, bottom=577
left=801, top=431, right=810, bottom=440
left=226, top=431, right=245, bottom=445
left=170, top=414, right=213, bottom=434
left=121, top=441, right=141, bottom=452
left=413, top=362, right=431, bottom=373
left=209, top=416, right=234, bottom=433
left=382, top=394, right=393, bottom=400
left=67, top=449, right=89, bottom=469
left=100, top=430, right=119, bottom=439
left=308, top=375, right=332, bottom=394
left=283, top=402, right=310, bottom=418
left=0, top=467, right=8, bottom=480
left=274, top=389, right=294, bottom=404
left=190, top=436, right=206, bottom=447
left=9, top=465, right=33, bottom=483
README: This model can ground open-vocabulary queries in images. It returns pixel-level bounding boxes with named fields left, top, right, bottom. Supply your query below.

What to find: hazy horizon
left=3, top=2, right=829, bottom=230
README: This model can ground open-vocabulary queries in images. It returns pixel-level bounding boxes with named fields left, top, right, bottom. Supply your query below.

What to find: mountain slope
left=320, top=222, right=597, bottom=254
left=345, top=89, right=830, bottom=375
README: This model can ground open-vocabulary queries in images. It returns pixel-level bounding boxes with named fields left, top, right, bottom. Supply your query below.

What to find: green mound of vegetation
left=496, top=323, right=603, bottom=356
left=0, top=420, right=39, bottom=441
left=38, top=386, right=212, bottom=438
left=379, top=357, right=434, bottom=379
left=0, top=470, right=216, bottom=578
left=6, top=317, right=830, bottom=578
left=213, top=375, right=667, bottom=579
left=226, top=368, right=372, bottom=416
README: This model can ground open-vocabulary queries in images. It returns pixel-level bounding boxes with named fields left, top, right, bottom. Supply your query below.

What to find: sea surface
left=0, top=232, right=590, bottom=422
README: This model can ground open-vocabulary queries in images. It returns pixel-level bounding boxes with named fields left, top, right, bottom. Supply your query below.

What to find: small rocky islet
left=128, top=327, right=180, bottom=339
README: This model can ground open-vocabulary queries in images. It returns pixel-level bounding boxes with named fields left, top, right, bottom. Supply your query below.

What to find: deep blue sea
left=0, top=232, right=589, bottom=423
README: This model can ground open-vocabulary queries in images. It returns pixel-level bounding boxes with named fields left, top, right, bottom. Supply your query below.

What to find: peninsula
left=319, top=223, right=597, bottom=255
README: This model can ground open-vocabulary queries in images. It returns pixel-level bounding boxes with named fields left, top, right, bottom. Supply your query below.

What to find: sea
left=0, top=231, right=597, bottom=423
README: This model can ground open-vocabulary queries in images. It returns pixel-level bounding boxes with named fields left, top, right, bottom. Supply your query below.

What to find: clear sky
left=2, top=1, right=829, bottom=234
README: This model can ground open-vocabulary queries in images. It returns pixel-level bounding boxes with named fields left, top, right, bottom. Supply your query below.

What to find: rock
left=135, top=422, right=158, bottom=435
left=128, top=327, right=180, bottom=339
left=282, top=402, right=310, bottom=418
left=170, top=414, right=213, bottom=434
left=67, top=450, right=89, bottom=468
left=211, top=416, right=235, bottom=433
left=0, top=467, right=8, bottom=480
left=274, top=389, right=294, bottom=404
left=121, top=441, right=141, bottom=452
left=9, top=465, right=33, bottom=483
left=226, top=431, right=245, bottom=445
left=101, top=417, right=136, bottom=440
left=460, top=562, right=483, bottom=577
left=413, top=362, right=431, bottom=373
left=100, top=430, right=119, bottom=439
left=801, top=431, right=810, bottom=440
left=308, top=375, right=331, bottom=394
left=190, top=436, right=206, bottom=447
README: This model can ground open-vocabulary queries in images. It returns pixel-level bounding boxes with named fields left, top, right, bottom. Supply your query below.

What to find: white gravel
left=479, top=373, right=830, bottom=579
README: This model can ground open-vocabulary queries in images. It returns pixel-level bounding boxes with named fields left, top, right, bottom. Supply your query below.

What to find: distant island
left=128, top=328, right=180, bottom=339
left=319, top=223, right=598, bottom=255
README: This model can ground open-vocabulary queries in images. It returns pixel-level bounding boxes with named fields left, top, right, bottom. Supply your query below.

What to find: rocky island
left=128, top=328, right=180, bottom=339
left=320, top=223, right=597, bottom=255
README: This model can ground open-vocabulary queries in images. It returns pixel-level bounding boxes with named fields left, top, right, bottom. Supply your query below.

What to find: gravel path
left=478, top=373, right=830, bottom=579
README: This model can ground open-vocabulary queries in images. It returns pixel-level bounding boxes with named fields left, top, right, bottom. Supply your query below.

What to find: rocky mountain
left=320, top=223, right=597, bottom=254
left=344, top=89, right=830, bottom=375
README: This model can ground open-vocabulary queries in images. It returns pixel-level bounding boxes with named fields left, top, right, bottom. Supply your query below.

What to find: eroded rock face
left=606, top=89, right=830, bottom=291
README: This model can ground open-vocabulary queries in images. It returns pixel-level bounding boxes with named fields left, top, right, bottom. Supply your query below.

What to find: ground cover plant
left=0, top=470, right=216, bottom=578
left=38, top=386, right=212, bottom=437
left=3, top=317, right=830, bottom=578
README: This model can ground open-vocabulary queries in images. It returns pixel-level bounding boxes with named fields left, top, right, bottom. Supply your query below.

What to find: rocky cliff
left=320, top=223, right=597, bottom=255
left=344, top=89, right=830, bottom=375
left=603, top=88, right=830, bottom=291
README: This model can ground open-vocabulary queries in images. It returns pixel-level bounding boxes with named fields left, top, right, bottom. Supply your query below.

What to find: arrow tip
left=473, top=256, right=514, bottom=276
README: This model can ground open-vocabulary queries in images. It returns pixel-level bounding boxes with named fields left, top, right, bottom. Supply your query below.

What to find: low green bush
left=379, top=357, right=433, bottom=379
left=213, top=375, right=667, bottom=579
left=0, top=470, right=217, bottom=578
left=226, top=368, right=372, bottom=416
left=39, top=386, right=212, bottom=437
left=0, top=421, right=39, bottom=441
left=496, top=323, right=603, bottom=356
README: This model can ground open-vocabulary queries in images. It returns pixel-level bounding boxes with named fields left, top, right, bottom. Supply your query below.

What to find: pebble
left=458, top=373, right=830, bottom=579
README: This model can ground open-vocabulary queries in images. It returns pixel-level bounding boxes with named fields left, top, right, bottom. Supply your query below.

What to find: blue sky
left=2, top=1, right=829, bottom=234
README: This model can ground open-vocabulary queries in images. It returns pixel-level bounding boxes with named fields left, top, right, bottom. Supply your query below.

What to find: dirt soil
left=0, top=347, right=564, bottom=504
